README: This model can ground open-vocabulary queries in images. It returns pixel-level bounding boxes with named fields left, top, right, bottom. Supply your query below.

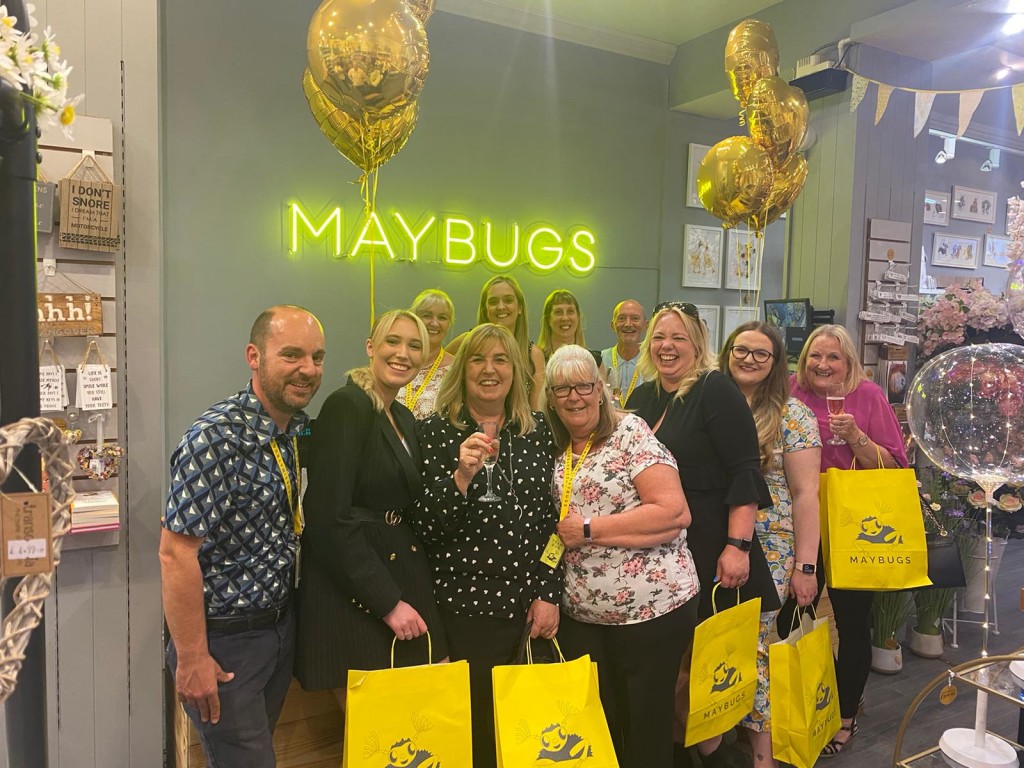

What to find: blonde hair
left=794, top=324, right=865, bottom=395
left=719, top=322, right=788, bottom=471
left=476, top=275, right=535, bottom=376
left=410, top=289, right=455, bottom=329
left=433, top=323, right=536, bottom=436
left=537, top=289, right=586, bottom=356
left=542, top=345, right=618, bottom=452
left=347, top=309, right=429, bottom=412
left=639, top=306, right=714, bottom=400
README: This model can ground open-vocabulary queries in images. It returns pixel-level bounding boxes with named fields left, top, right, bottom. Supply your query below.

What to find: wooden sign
left=36, top=181, right=55, bottom=233
left=0, top=492, right=54, bottom=578
left=57, top=155, right=121, bottom=253
left=37, top=292, right=104, bottom=336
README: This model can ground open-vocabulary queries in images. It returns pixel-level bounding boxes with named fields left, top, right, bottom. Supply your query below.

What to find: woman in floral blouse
left=397, top=289, right=456, bottom=419
left=720, top=322, right=821, bottom=767
left=544, top=345, right=698, bottom=768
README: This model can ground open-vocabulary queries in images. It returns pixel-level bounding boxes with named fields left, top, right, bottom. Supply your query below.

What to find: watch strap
left=725, top=536, right=752, bottom=552
left=796, top=561, right=817, bottom=574
left=583, top=517, right=593, bottom=543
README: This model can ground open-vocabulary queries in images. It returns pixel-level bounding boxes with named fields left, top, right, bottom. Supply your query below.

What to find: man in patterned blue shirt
left=600, top=299, right=648, bottom=406
left=160, top=305, right=325, bottom=767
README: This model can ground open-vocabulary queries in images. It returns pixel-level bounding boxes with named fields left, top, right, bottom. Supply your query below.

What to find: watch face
left=800, top=564, right=816, bottom=573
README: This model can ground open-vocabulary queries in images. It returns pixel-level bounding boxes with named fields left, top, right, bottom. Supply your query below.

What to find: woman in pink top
left=790, top=324, right=907, bottom=758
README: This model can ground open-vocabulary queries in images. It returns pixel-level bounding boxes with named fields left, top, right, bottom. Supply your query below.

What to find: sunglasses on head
left=654, top=301, right=700, bottom=320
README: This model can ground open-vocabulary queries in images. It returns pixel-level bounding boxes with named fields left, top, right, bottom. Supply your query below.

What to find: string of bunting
left=847, top=66, right=1024, bottom=137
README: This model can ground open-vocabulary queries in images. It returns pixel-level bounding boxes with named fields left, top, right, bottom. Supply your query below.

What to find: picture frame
left=984, top=233, right=1013, bottom=268
left=923, top=189, right=949, bottom=226
left=951, top=185, right=997, bottom=225
left=686, top=143, right=711, bottom=209
left=722, top=306, right=761, bottom=341
left=725, top=228, right=762, bottom=290
left=682, top=224, right=723, bottom=288
left=932, top=232, right=981, bottom=270
left=693, top=304, right=721, bottom=352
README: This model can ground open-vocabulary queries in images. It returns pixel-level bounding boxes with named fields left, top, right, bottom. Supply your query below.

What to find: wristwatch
left=795, top=562, right=817, bottom=574
left=725, top=536, right=752, bottom=552
left=583, top=517, right=593, bottom=544
left=855, top=433, right=869, bottom=446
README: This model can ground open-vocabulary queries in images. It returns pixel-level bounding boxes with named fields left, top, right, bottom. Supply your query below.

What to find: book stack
left=70, top=490, right=120, bottom=533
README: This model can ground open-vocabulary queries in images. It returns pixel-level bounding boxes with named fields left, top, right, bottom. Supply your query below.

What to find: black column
left=0, top=1, right=48, bottom=765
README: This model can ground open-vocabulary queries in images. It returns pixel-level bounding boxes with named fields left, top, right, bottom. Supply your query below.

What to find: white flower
left=0, top=9, right=75, bottom=125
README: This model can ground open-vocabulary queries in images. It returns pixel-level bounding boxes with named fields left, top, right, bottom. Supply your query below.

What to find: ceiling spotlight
left=935, top=137, right=956, bottom=164
left=981, top=148, right=1001, bottom=172
left=997, top=67, right=1012, bottom=80
left=1004, top=13, right=1024, bottom=35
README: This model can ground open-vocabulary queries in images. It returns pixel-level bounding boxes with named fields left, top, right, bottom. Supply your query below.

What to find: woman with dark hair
left=295, top=309, right=448, bottom=698
left=626, top=301, right=775, bottom=767
left=792, top=324, right=907, bottom=756
left=537, top=288, right=605, bottom=370
left=413, top=323, right=560, bottom=768
left=397, top=288, right=456, bottom=419
left=720, top=321, right=821, bottom=767
left=545, top=344, right=698, bottom=768
left=447, top=275, right=547, bottom=407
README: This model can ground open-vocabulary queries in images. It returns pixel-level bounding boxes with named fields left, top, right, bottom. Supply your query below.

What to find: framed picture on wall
left=722, top=306, right=761, bottom=341
left=686, top=143, right=711, bottom=208
left=984, top=234, right=1013, bottom=268
left=932, top=232, right=981, bottom=269
left=694, top=304, right=721, bottom=352
left=725, top=228, right=762, bottom=290
left=923, top=189, right=949, bottom=226
left=682, top=224, right=723, bottom=288
left=951, top=185, right=997, bottom=224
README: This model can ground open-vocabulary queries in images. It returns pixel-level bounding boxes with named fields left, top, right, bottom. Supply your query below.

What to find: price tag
left=939, top=683, right=958, bottom=705
left=0, top=492, right=54, bottom=578
left=77, top=363, right=112, bottom=410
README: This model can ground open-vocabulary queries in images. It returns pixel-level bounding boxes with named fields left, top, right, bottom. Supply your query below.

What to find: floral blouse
left=397, top=359, right=453, bottom=420
left=759, top=398, right=822, bottom=538
left=554, top=413, right=699, bottom=625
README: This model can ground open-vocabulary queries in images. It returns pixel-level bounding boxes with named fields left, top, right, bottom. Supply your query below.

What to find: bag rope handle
left=390, top=630, right=433, bottom=668
left=709, top=581, right=741, bottom=615
left=525, top=635, right=566, bottom=665
left=848, top=444, right=884, bottom=470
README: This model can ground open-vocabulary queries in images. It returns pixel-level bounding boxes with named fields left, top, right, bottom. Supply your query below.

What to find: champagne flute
left=608, top=367, right=623, bottom=408
left=826, top=386, right=846, bottom=446
left=479, top=421, right=501, bottom=502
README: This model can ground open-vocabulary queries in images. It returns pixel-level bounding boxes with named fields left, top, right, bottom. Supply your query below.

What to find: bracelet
left=583, top=517, right=593, bottom=544
left=855, top=433, right=869, bottom=447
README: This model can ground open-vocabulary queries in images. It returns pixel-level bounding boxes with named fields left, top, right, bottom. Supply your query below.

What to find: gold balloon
left=746, top=76, right=809, bottom=166
left=724, top=20, right=779, bottom=110
left=302, top=68, right=419, bottom=173
left=406, top=0, right=435, bottom=24
left=307, top=0, right=429, bottom=122
left=761, top=153, right=808, bottom=227
left=697, top=137, right=775, bottom=230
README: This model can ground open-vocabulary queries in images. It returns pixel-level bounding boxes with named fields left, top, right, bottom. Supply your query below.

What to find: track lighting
left=980, top=148, right=1001, bottom=172
left=935, top=137, right=956, bottom=164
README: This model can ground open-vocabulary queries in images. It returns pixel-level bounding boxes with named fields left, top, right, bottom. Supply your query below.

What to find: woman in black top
left=294, top=310, right=447, bottom=693
left=626, top=301, right=774, bottom=767
left=413, top=323, right=560, bottom=768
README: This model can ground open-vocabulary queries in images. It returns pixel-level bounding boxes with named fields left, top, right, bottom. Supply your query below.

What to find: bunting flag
left=875, top=84, right=894, bottom=125
left=957, top=90, right=984, bottom=136
left=850, top=74, right=869, bottom=114
left=913, top=91, right=936, bottom=137
left=1013, top=83, right=1024, bottom=136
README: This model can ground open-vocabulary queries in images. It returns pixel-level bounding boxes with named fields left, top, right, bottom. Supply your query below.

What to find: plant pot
left=870, top=644, right=903, bottom=674
left=961, top=537, right=1009, bottom=613
left=908, top=627, right=944, bottom=659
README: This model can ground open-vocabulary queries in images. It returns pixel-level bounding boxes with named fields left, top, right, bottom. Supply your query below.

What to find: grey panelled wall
left=788, top=45, right=929, bottom=330
left=0, top=0, right=165, bottom=767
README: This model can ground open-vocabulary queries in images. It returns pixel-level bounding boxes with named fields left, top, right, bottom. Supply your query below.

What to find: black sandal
left=821, top=718, right=859, bottom=757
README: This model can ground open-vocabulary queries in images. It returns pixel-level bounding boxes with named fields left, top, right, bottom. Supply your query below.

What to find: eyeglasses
left=730, top=345, right=774, bottom=363
left=549, top=381, right=598, bottom=399
left=654, top=301, right=700, bottom=319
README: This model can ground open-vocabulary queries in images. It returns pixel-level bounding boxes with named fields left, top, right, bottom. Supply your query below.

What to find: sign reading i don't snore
left=286, top=201, right=597, bottom=276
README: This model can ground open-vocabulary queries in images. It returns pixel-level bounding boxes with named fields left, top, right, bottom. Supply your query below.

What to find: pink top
left=790, top=376, right=908, bottom=471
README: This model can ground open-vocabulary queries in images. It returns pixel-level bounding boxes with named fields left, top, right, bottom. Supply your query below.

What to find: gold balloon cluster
left=697, top=20, right=809, bottom=233
left=303, top=0, right=433, bottom=173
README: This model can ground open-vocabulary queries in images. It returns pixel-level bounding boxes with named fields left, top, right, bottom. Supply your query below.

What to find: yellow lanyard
left=404, top=347, right=445, bottom=411
left=559, top=433, right=594, bottom=520
left=270, top=436, right=302, bottom=534
left=611, top=348, right=641, bottom=405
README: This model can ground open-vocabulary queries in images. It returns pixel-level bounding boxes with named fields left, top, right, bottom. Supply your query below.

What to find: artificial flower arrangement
left=916, top=279, right=1016, bottom=358
left=0, top=3, right=80, bottom=137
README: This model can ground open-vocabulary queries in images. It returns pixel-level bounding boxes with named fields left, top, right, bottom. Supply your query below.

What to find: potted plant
left=870, top=591, right=912, bottom=674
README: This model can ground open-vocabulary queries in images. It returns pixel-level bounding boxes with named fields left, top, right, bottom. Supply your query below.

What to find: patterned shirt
left=164, top=382, right=307, bottom=617
left=601, top=346, right=647, bottom=399
left=397, top=359, right=454, bottom=420
left=555, top=413, right=699, bottom=625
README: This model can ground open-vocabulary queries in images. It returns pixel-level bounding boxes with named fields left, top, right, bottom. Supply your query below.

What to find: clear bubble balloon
left=906, top=343, right=1024, bottom=492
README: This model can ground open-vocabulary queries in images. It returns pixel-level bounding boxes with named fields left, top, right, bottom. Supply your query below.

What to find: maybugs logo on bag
left=838, top=503, right=914, bottom=565
left=808, top=680, right=839, bottom=737
left=516, top=701, right=595, bottom=764
left=695, top=643, right=747, bottom=720
left=364, top=714, right=442, bottom=768
left=815, top=682, right=833, bottom=711
left=855, top=515, right=903, bottom=544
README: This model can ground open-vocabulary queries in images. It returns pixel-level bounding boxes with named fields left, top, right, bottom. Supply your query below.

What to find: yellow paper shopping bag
left=820, top=453, right=929, bottom=590
left=343, top=637, right=472, bottom=768
left=769, top=609, right=840, bottom=768
left=493, top=637, right=618, bottom=768
left=685, top=585, right=760, bottom=746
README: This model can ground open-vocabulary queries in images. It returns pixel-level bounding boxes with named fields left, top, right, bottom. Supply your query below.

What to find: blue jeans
left=167, top=611, right=295, bottom=768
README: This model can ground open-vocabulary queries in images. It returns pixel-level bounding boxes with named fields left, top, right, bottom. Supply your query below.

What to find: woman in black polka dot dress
left=413, top=323, right=561, bottom=768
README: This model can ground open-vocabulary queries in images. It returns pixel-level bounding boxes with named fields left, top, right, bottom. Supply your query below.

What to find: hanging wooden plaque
left=57, top=155, right=121, bottom=253
left=37, top=292, right=104, bottom=336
